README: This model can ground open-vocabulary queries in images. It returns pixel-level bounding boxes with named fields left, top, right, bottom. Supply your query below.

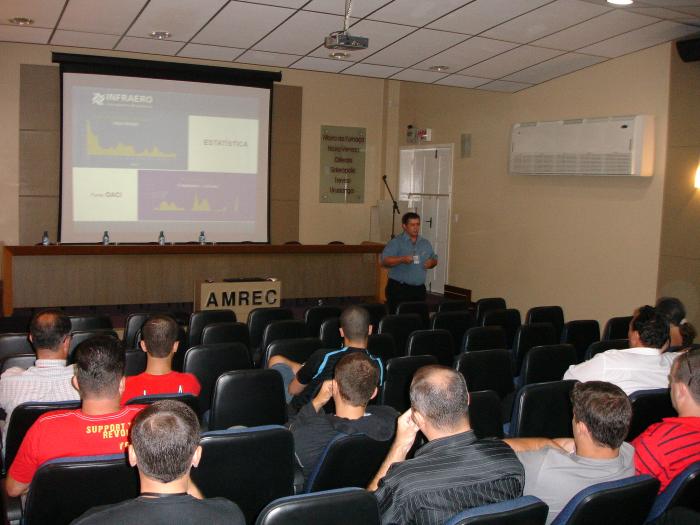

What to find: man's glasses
left=686, top=357, right=695, bottom=387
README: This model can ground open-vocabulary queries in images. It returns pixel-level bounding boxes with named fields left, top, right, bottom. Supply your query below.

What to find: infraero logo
left=92, top=92, right=105, bottom=106
left=91, top=92, right=154, bottom=106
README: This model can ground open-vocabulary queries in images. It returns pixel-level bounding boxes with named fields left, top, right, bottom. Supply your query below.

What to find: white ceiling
left=0, top=0, right=698, bottom=92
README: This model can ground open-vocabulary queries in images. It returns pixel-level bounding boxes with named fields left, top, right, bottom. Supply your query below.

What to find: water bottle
left=41, top=231, right=49, bottom=246
left=198, top=230, right=206, bottom=244
left=102, top=230, right=110, bottom=245
left=158, top=231, right=165, bottom=246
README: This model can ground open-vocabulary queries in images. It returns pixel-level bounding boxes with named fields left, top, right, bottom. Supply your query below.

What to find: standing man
left=381, top=212, right=438, bottom=313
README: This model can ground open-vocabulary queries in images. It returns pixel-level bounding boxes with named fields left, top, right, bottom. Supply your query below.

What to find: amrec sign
left=195, top=279, right=281, bottom=320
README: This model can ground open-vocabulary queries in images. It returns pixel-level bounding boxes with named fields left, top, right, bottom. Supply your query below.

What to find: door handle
left=426, top=218, right=433, bottom=228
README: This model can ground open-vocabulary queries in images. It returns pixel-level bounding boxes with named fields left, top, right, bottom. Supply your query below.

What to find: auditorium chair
left=247, top=307, right=294, bottom=365
left=255, top=488, right=381, bottom=525
left=124, top=348, right=147, bottom=376
left=68, top=314, right=113, bottom=332
left=121, top=312, right=155, bottom=349
left=0, top=333, right=33, bottom=362
left=468, top=390, right=504, bottom=439
left=67, top=329, right=119, bottom=363
left=550, top=475, right=659, bottom=525
left=461, top=326, right=507, bottom=353
left=445, top=496, right=548, bottom=525
left=508, top=380, right=576, bottom=438
left=319, top=317, right=343, bottom=349
left=182, top=342, right=252, bottom=416
left=366, top=333, right=396, bottom=363
left=455, top=349, right=514, bottom=422
left=304, top=433, right=393, bottom=493
left=208, top=369, right=286, bottom=430
left=356, top=303, right=388, bottom=331
left=525, top=306, right=565, bottom=342
left=187, top=309, right=236, bottom=348
left=201, top=321, right=250, bottom=348
left=512, top=323, right=557, bottom=375
left=380, top=355, right=438, bottom=412
left=438, top=299, right=469, bottom=313
left=475, top=298, right=506, bottom=325
left=626, top=388, right=677, bottom=442
left=585, top=338, right=629, bottom=361
left=646, top=461, right=700, bottom=522
left=0, top=353, right=35, bottom=374
left=378, top=314, right=422, bottom=357
left=125, top=393, right=199, bottom=415
left=192, top=426, right=295, bottom=524
left=406, top=329, right=454, bottom=366
left=431, top=311, right=477, bottom=349
left=260, top=320, right=306, bottom=362
left=396, top=301, right=430, bottom=329
left=265, top=337, right=324, bottom=369
left=481, top=309, right=521, bottom=349
left=561, top=320, right=600, bottom=363
left=304, top=305, right=342, bottom=338
left=602, top=316, right=633, bottom=341
left=520, top=344, right=577, bottom=386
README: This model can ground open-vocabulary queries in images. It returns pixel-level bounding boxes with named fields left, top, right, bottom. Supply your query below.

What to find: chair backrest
left=406, top=329, right=454, bottom=366
left=68, top=330, right=119, bottom=363
left=482, top=309, right=521, bottom=349
left=265, top=337, right=324, bottom=368
left=188, top=309, right=236, bottom=348
left=626, top=388, right=677, bottom=442
left=455, top=349, right=514, bottom=400
left=357, top=303, right=388, bottom=334
left=509, top=380, right=577, bottom=438
left=256, top=488, right=380, bottom=525
left=520, top=344, right=577, bottom=385
left=261, top=320, right=307, bottom=357
left=122, top=312, right=152, bottom=349
left=305, top=433, right=393, bottom=492
left=431, top=311, right=477, bottom=349
left=209, top=369, right=287, bottom=430
left=646, top=461, right=700, bottom=522
left=124, top=393, right=199, bottom=415
left=319, top=317, right=343, bottom=349
left=468, top=390, right=504, bottom=439
left=201, top=321, right=250, bottom=348
left=304, top=306, right=342, bottom=337
left=248, top=307, right=295, bottom=351
left=193, top=426, right=295, bottom=524
left=0, top=352, right=36, bottom=373
left=512, top=323, right=557, bottom=373
left=380, top=355, right=438, bottom=412
left=0, top=332, right=33, bottom=361
left=585, top=339, right=629, bottom=361
left=23, top=453, right=139, bottom=525
left=602, top=316, right=633, bottom=341
left=438, top=299, right=469, bottom=313
left=525, top=306, right=565, bottom=342
left=182, top=343, right=252, bottom=414
left=396, top=301, right=430, bottom=329
left=475, top=298, right=507, bottom=325
left=367, top=333, right=396, bottom=363
left=69, top=315, right=113, bottom=332
left=462, top=326, right=507, bottom=353
left=124, top=349, right=147, bottom=376
left=445, top=495, right=548, bottom=525
left=4, top=400, right=82, bottom=474
left=561, top=320, right=600, bottom=364
left=550, top=475, right=659, bottom=525
left=378, top=314, right=422, bottom=357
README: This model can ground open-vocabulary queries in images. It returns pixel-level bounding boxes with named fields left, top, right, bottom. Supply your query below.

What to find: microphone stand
left=382, top=175, right=400, bottom=239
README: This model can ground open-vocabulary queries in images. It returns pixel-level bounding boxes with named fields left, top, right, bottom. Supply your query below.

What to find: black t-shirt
left=71, top=494, right=246, bottom=525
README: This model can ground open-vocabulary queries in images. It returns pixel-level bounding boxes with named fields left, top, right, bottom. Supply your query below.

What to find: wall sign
left=319, top=125, right=365, bottom=203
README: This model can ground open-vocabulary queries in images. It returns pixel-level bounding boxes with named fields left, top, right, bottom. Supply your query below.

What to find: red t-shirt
left=8, top=406, right=143, bottom=484
left=121, top=371, right=201, bottom=404
left=633, top=416, right=700, bottom=492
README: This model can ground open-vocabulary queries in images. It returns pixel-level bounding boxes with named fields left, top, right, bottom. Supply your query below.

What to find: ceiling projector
left=324, top=30, right=369, bottom=51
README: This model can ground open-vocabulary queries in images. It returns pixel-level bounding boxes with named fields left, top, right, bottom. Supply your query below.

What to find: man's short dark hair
left=631, top=305, right=670, bottom=349
left=402, top=212, right=420, bottom=225
left=571, top=381, right=631, bottom=449
left=410, top=365, right=469, bottom=431
left=73, top=336, right=125, bottom=398
left=671, top=349, right=700, bottom=403
left=131, top=400, right=200, bottom=483
left=141, top=315, right=179, bottom=358
left=334, top=352, right=379, bottom=407
left=29, top=310, right=71, bottom=351
left=340, top=306, right=370, bottom=342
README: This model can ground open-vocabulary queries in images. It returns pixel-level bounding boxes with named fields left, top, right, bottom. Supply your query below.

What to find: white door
left=399, top=146, right=452, bottom=294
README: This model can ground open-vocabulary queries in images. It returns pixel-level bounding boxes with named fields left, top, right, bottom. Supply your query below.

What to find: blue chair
left=508, top=380, right=576, bottom=438
left=646, top=461, right=700, bottom=523
left=445, top=496, right=548, bottom=525
left=550, top=475, right=659, bottom=525
left=627, top=388, right=676, bottom=442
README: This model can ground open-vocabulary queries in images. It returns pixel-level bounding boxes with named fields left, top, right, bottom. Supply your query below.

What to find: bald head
left=410, top=365, right=469, bottom=431
left=29, top=310, right=71, bottom=352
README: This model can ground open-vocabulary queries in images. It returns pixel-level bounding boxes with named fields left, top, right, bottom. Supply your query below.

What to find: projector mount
left=323, top=0, right=369, bottom=51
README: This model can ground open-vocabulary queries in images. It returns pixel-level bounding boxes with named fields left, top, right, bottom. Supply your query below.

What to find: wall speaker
left=677, top=37, right=700, bottom=63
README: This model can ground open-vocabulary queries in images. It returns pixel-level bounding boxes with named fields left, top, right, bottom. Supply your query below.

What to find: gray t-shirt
left=517, top=442, right=635, bottom=524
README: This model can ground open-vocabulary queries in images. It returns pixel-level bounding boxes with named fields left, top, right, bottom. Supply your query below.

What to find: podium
left=195, top=278, right=281, bottom=321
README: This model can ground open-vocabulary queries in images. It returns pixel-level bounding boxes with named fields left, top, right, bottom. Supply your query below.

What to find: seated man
left=73, top=400, right=245, bottom=524
left=0, top=310, right=79, bottom=443
left=368, top=365, right=524, bottom=525
left=121, top=315, right=200, bottom=404
left=5, top=336, right=143, bottom=496
left=505, top=381, right=635, bottom=524
left=634, top=348, right=700, bottom=492
left=564, top=305, right=677, bottom=395
left=289, top=352, right=398, bottom=483
left=268, top=305, right=383, bottom=412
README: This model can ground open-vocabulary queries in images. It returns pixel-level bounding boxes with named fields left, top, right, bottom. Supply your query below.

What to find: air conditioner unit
left=509, top=115, right=654, bottom=177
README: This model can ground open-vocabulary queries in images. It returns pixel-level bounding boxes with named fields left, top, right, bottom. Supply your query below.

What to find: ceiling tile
left=435, top=74, right=490, bottom=88
left=459, top=45, right=562, bottom=79
left=247, top=0, right=308, bottom=6
left=0, top=0, right=65, bottom=29
left=503, top=52, right=606, bottom=83
left=390, top=68, right=450, bottom=83
left=363, top=28, right=466, bottom=68
left=309, top=20, right=415, bottom=62
left=578, top=20, right=699, bottom=57
left=254, top=10, right=344, bottom=55
left=236, top=49, right=301, bottom=67
left=0, top=24, right=51, bottom=44
left=193, top=1, right=294, bottom=49
left=413, top=36, right=519, bottom=71
left=59, top=0, right=147, bottom=35
left=428, top=0, right=553, bottom=35
left=532, top=9, right=659, bottom=51
left=178, top=43, right=244, bottom=61
left=676, top=7, right=700, bottom=16
left=115, top=36, right=184, bottom=55
left=127, top=0, right=228, bottom=41
left=50, top=30, right=121, bottom=49
left=304, top=0, right=393, bottom=17
left=369, top=0, right=473, bottom=27
left=642, top=0, right=700, bottom=7
left=478, top=79, right=533, bottom=92
left=290, top=56, right=350, bottom=73
left=342, top=62, right=403, bottom=78
left=483, top=0, right=611, bottom=44
left=627, top=6, right=697, bottom=19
